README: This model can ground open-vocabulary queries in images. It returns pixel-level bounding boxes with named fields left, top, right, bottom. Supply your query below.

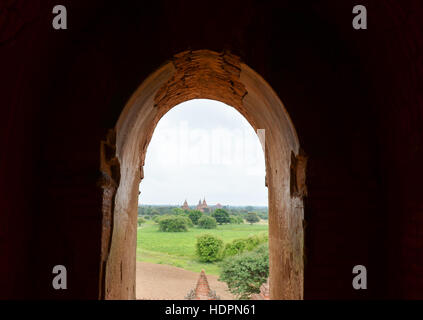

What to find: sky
left=138, top=99, right=267, bottom=206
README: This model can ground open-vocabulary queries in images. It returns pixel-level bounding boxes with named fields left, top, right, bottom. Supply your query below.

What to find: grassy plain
left=136, top=220, right=268, bottom=275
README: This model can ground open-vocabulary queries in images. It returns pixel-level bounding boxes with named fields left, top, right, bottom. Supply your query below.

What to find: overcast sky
left=138, top=99, right=267, bottom=206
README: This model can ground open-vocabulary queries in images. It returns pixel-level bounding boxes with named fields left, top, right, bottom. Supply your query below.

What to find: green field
left=136, top=220, right=268, bottom=275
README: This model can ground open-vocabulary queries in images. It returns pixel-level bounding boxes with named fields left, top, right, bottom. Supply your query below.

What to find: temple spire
left=194, top=270, right=211, bottom=299
left=181, top=199, right=190, bottom=211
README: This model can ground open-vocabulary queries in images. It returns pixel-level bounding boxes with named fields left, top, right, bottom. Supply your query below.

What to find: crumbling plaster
left=101, top=50, right=305, bottom=299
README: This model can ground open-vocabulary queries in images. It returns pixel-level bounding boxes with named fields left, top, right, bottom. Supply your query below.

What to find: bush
left=152, top=215, right=162, bottom=223
left=198, top=216, right=217, bottom=229
left=180, top=214, right=194, bottom=227
left=212, top=209, right=230, bottom=224
left=158, top=215, right=189, bottom=232
left=219, top=244, right=269, bottom=299
left=222, top=234, right=268, bottom=258
left=188, top=210, right=203, bottom=225
left=223, top=239, right=247, bottom=257
left=196, top=234, right=224, bottom=262
left=137, top=217, right=146, bottom=227
left=245, top=235, right=261, bottom=250
left=229, top=215, right=243, bottom=224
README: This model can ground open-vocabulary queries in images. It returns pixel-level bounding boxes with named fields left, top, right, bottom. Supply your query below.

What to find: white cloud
left=138, top=99, right=267, bottom=206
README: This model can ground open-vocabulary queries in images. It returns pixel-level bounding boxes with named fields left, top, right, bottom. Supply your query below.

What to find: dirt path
left=136, top=261, right=235, bottom=300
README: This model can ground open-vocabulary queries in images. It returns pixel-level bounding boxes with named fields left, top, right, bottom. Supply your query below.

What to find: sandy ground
left=136, top=261, right=235, bottom=300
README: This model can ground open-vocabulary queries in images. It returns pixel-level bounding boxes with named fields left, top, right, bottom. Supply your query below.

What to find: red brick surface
left=0, top=0, right=422, bottom=299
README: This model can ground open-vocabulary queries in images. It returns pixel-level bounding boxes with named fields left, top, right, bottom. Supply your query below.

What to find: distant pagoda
left=181, top=199, right=190, bottom=211
left=181, top=198, right=220, bottom=213
left=196, top=198, right=208, bottom=212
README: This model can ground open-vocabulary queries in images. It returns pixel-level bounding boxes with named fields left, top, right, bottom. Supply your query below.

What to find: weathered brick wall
left=0, top=0, right=422, bottom=299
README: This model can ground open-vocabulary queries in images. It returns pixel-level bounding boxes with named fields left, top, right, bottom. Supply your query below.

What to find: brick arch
left=100, top=50, right=306, bottom=299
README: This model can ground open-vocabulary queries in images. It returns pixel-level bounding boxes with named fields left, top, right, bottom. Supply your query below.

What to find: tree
left=212, top=209, right=230, bottom=225
left=198, top=216, right=217, bottom=229
left=180, top=214, right=194, bottom=227
left=150, top=209, right=160, bottom=216
left=219, top=244, right=269, bottom=299
left=257, top=211, right=268, bottom=220
left=172, top=207, right=185, bottom=215
left=196, top=234, right=223, bottom=262
left=188, top=210, right=203, bottom=225
left=245, top=212, right=260, bottom=225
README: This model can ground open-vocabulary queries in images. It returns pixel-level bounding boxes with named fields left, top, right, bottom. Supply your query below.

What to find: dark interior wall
left=0, top=0, right=421, bottom=299
left=366, top=1, right=423, bottom=298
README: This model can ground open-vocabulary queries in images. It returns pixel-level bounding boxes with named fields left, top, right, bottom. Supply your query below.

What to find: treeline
left=138, top=208, right=264, bottom=231
left=138, top=205, right=268, bottom=220
left=150, top=209, right=249, bottom=232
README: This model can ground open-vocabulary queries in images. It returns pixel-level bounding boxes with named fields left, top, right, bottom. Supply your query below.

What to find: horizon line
left=138, top=203, right=268, bottom=207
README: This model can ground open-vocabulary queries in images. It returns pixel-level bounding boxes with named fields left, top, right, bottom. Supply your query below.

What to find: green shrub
left=188, top=210, right=203, bottom=225
left=223, top=239, right=247, bottom=257
left=196, top=234, right=224, bottom=262
left=229, top=215, right=243, bottom=224
left=198, top=216, right=217, bottom=229
left=137, top=217, right=146, bottom=227
left=244, top=235, right=261, bottom=250
left=152, top=215, right=162, bottom=223
left=180, top=214, right=194, bottom=227
left=158, top=215, right=189, bottom=232
left=222, top=234, right=268, bottom=258
left=219, top=244, right=269, bottom=299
